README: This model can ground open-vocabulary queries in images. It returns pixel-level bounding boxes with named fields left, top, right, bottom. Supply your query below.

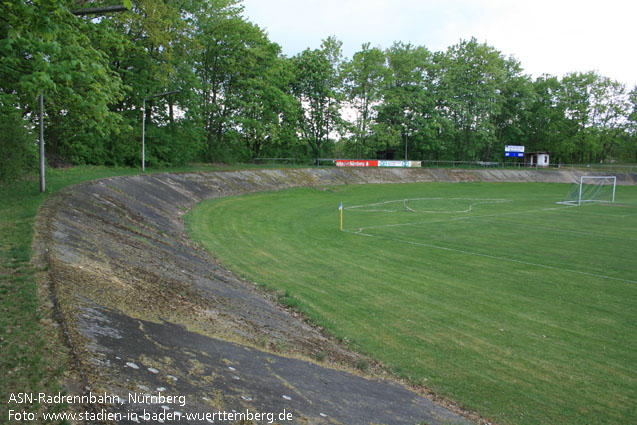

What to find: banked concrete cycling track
left=35, top=168, right=636, bottom=425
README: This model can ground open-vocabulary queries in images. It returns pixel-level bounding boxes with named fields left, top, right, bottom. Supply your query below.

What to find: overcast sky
left=240, top=0, right=636, bottom=88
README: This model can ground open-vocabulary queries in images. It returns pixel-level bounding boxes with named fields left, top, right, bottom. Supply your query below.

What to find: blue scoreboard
left=505, top=145, right=525, bottom=158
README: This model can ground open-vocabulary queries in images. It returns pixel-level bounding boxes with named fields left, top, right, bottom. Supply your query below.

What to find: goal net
left=558, top=176, right=616, bottom=206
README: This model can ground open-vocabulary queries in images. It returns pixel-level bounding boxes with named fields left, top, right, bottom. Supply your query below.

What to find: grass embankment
left=185, top=182, right=637, bottom=425
left=0, top=163, right=272, bottom=422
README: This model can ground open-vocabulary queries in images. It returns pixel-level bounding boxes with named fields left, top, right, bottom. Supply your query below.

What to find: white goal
left=558, top=176, right=617, bottom=206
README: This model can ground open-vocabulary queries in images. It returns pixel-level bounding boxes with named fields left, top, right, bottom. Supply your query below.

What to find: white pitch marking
left=345, top=198, right=510, bottom=214
left=344, top=230, right=637, bottom=285
left=344, top=200, right=635, bottom=282
left=551, top=206, right=629, bottom=219
left=350, top=216, right=471, bottom=232
left=471, top=217, right=637, bottom=242
left=347, top=204, right=575, bottom=233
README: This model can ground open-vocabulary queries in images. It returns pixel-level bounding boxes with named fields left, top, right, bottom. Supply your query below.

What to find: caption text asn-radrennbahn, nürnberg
left=7, top=391, right=294, bottom=423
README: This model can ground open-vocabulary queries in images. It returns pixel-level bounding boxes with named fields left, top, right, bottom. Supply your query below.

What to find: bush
left=144, top=122, right=205, bottom=167
left=0, top=109, right=37, bottom=182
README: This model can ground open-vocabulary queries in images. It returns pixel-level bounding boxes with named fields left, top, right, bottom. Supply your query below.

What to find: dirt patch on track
left=35, top=168, right=636, bottom=424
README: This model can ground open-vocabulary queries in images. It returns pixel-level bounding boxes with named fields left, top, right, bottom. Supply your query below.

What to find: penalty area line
left=343, top=229, right=637, bottom=285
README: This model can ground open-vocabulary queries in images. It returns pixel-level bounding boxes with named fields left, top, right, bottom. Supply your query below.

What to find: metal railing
left=419, top=160, right=637, bottom=173
left=255, top=157, right=637, bottom=173
left=552, top=163, right=637, bottom=174
left=253, top=157, right=298, bottom=166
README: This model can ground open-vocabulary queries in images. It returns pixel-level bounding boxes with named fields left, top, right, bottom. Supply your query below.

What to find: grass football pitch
left=185, top=182, right=637, bottom=425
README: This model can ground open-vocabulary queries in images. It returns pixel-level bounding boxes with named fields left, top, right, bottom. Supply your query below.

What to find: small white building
left=526, top=152, right=550, bottom=167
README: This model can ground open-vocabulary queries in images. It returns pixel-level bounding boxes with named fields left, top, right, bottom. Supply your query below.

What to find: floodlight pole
left=142, top=97, right=146, bottom=172
left=39, top=92, right=45, bottom=192
left=142, top=90, right=181, bottom=172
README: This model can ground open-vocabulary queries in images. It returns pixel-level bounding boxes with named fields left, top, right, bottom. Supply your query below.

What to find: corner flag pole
left=339, top=202, right=343, bottom=231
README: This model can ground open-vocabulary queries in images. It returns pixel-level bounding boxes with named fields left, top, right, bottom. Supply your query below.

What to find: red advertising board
left=335, top=160, right=379, bottom=167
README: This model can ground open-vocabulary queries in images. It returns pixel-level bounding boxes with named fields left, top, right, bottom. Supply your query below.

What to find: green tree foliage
left=235, top=48, right=298, bottom=160
left=490, top=67, right=533, bottom=158
left=521, top=75, right=565, bottom=155
left=375, top=42, right=435, bottom=160
left=1, top=0, right=125, bottom=175
left=435, top=38, right=512, bottom=160
left=550, top=71, right=632, bottom=163
left=291, top=36, right=344, bottom=159
left=2, top=2, right=636, bottom=176
left=103, top=0, right=202, bottom=166
left=191, top=2, right=301, bottom=162
left=587, top=75, right=632, bottom=162
left=342, top=43, right=387, bottom=158
left=555, top=71, right=597, bottom=163
left=0, top=107, right=36, bottom=181
left=625, top=87, right=637, bottom=161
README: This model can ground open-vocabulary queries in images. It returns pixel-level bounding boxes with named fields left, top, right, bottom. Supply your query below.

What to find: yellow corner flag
left=339, top=202, right=343, bottom=231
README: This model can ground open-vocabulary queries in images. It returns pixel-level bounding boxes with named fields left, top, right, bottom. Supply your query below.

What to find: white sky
left=240, top=0, right=637, bottom=88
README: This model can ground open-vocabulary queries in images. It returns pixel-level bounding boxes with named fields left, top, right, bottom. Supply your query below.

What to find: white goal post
left=558, top=176, right=616, bottom=206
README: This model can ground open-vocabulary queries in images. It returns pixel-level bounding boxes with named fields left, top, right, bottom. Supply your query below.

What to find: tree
left=291, top=36, right=344, bottom=159
left=103, top=0, right=199, bottom=166
left=517, top=73, right=632, bottom=165
left=0, top=0, right=126, bottom=172
left=588, top=75, right=631, bottom=162
left=554, top=72, right=597, bottom=163
left=625, top=87, right=637, bottom=161
left=193, top=3, right=273, bottom=161
left=342, top=43, right=387, bottom=158
left=375, top=42, right=435, bottom=160
left=435, top=38, right=511, bottom=161
left=234, top=38, right=298, bottom=160
left=489, top=63, right=532, bottom=160
left=521, top=75, right=566, bottom=156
